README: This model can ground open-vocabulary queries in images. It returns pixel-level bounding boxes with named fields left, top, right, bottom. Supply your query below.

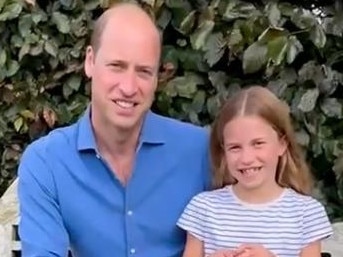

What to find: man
left=17, top=2, right=211, bottom=257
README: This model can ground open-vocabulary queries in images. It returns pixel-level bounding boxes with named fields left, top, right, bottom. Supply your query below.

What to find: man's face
left=84, top=17, right=160, bottom=131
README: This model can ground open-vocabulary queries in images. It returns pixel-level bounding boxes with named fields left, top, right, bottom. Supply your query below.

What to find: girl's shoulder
left=282, top=188, right=326, bottom=211
left=190, top=186, right=234, bottom=206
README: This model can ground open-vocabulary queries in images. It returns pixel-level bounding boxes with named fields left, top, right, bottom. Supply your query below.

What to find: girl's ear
left=278, top=135, right=288, bottom=157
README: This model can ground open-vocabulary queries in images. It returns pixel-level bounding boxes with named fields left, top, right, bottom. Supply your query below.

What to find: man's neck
left=93, top=119, right=142, bottom=157
left=90, top=114, right=144, bottom=185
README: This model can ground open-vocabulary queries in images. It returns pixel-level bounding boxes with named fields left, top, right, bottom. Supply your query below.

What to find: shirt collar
left=77, top=107, right=166, bottom=151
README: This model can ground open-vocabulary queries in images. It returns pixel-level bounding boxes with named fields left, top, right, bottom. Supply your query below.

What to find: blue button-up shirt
left=18, top=110, right=211, bottom=257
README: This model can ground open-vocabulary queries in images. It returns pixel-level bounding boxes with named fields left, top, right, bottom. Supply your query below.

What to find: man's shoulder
left=23, top=122, right=78, bottom=157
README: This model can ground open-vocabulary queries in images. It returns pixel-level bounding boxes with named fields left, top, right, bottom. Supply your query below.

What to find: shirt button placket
left=125, top=187, right=136, bottom=256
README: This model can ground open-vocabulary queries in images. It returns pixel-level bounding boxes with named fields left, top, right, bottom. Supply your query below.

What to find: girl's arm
left=300, top=241, right=321, bottom=257
left=182, top=233, right=204, bottom=257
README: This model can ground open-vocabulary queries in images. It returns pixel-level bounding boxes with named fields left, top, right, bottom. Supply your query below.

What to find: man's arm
left=18, top=143, right=69, bottom=257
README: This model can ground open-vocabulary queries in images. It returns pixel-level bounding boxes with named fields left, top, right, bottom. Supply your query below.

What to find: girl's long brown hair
left=210, top=86, right=313, bottom=195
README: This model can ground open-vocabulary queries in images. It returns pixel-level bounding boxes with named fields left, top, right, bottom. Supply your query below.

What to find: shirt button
left=95, top=153, right=100, bottom=159
left=127, top=210, right=133, bottom=216
left=130, top=248, right=136, bottom=254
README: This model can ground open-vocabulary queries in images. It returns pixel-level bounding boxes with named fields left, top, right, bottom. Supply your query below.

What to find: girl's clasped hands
left=210, top=244, right=275, bottom=257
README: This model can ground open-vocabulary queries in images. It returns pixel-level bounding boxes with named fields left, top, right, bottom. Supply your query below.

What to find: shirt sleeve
left=177, top=193, right=208, bottom=241
left=18, top=141, right=69, bottom=257
left=302, top=197, right=333, bottom=247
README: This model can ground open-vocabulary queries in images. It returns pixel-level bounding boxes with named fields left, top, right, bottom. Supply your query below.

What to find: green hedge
left=0, top=0, right=342, bottom=221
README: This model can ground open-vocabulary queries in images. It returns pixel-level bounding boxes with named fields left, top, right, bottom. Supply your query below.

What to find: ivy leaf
left=60, top=0, right=77, bottom=9
left=0, top=3, right=22, bottom=21
left=30, top=43, right=43, bottom=56
left=157, top=8, right=172, bottom=30
left=6, top=60, right=19, bottom=77
left=66, top=75, right=82, bottom=91
left=266, top=79, right=288, bottom=97
left=206, top=95, right=222, bottom=118
left=291, top=9, right=317, bottom=29
left=165, top=73, right=203, bottom=98
left=278, top=2, right=296, bottom=17
left=258, top=27, right=286, bottom=43
left=178, top=49, right=209, bottom=72
left=243, top=42, right=268, bottom=74
left=84, top=0, right=100, bottom=11
left=267, top=36, right=288, bottom=66
left=63, top=84, right=73, bottom=99
left=52, top=12, right=70, bottom=34
left=298, top=61, right=323, bottom=86
left=310, top=25, right=327, bottom=48
left=190, top=90, right=206, bottom=113
left=18, top=14, right=32, bottom=38
left=266, top=2, right=281, bottom=27
left=14, top=117, right=24, bottom=132
left=190, top=20, right=214, bottom=50
left=228, top=28, right=243, bottom=47
left=18, top=44, right=30, bottom=60
left=178, top=10, right=196, bottom=35
left=208, top=71, right=229, bottom=92
left=320, top=98, right=342, bottom=118
left=279, top=68, right=297, bottom=85
left=298, top=88, right=319, bottom=112
left=333, top=155, right=343, bottom=179
left=44, top=40, right=59, bottom=57
left=31, top=10, right=48, bottom=24
left=0, top=50, right=7, bottom=66
left=322, top=15, right=343, bottom=37
left=223, top=1, right=256, bottom=21
left=204, top=32, right=225, bottom=67
left=286, top=35, right=303, bottom=64
left=165, top=0, right=186, bottom=8
left=295, top=129, right=310, bottom=147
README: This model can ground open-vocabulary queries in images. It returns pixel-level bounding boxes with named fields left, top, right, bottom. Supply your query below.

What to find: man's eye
left=109, top=63, right=123, bottom=70
left=139, top=69, right=152, bottom=76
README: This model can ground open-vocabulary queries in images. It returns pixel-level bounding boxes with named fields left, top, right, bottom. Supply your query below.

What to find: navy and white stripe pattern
left=177, top=186, right=333, bottom=257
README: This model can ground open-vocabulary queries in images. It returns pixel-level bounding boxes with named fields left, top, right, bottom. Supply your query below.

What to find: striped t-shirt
left=177, top=186, right=333, bottom=257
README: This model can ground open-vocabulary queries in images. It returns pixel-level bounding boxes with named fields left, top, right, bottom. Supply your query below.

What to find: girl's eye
left=227, top=146, right=240, bottom=152
left=254, top=141, right=265, bottom=146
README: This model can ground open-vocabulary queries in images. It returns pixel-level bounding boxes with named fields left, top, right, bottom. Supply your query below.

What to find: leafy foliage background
left=0, top=0, right=342, bottom=221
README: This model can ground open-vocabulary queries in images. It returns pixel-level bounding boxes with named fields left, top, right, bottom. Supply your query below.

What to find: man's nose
left=119, top=71, right=138, bottom=97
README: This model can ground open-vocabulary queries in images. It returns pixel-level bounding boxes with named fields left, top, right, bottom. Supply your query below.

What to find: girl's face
left=223, top=115, right=286, bottom=192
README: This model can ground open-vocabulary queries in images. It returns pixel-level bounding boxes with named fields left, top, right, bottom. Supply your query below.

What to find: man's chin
left=110, top=115, right=143, bottom=131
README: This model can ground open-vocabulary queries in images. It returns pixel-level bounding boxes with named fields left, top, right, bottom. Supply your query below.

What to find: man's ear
left=84, top=46, right=95, bottom=79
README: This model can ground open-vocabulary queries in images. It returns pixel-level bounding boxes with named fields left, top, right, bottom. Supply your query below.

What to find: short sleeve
left=302, top=198, right=333, bottom=247
left=177, top=193, right=208, bottom=241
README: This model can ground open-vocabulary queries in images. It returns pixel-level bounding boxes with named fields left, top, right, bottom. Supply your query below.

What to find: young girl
left=177, top=86, right=332, bottom=257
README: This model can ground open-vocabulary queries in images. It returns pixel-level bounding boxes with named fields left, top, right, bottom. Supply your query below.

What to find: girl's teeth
left=241, top=168, right=260, bottom=174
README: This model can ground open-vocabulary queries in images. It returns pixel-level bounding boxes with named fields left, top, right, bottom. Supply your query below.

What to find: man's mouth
left=113, top=100, right=137, bottom=109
